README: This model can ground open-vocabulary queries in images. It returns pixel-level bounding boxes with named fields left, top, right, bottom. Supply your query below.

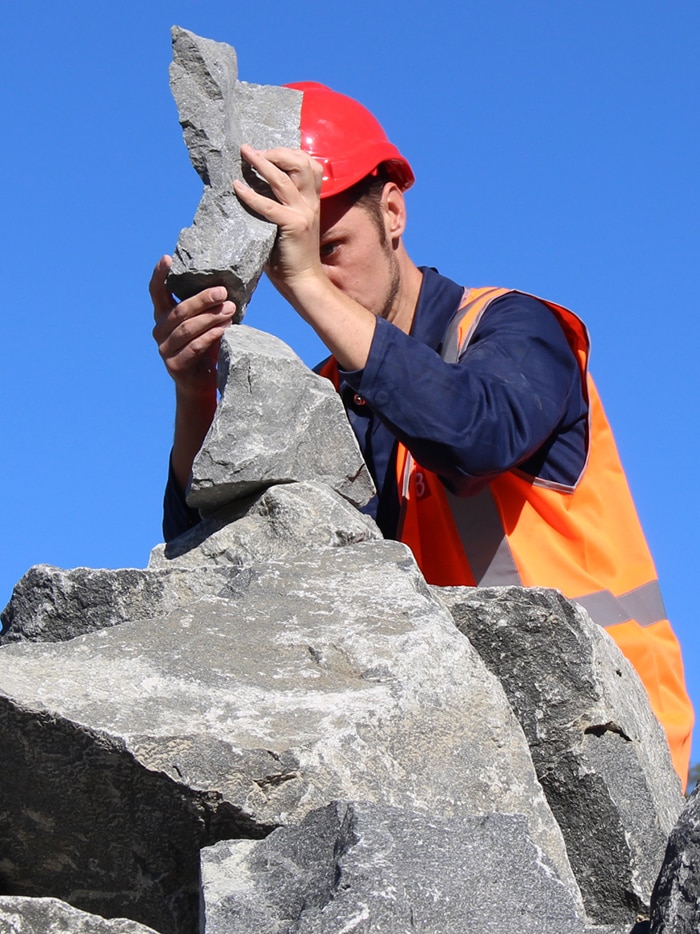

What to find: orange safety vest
left=320, top=287, right=694, bottom=788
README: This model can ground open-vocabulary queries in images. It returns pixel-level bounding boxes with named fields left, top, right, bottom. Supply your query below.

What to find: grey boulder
left=0, top=541, right=578, bottom=932
left=0, top=564, right=231, bottom=643
left=650, top=783, right=700, bottom=933
left=437, top=585, right=684, bottom=925
left=187, top=326, right=376, bottom=511
left=202, top=801, right=594, bottom=934
left=166, top=26, right=302, bottom=314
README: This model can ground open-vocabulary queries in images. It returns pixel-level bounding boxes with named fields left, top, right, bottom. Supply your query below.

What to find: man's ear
left=382, top=183, right=407, bottom=241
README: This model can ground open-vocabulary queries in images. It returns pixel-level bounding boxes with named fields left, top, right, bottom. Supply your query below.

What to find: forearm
left=163, top=453, right=201, bottom=541
left=276, top=272, right=377, bottom=371
left=170, top=385, right=218, bottom=496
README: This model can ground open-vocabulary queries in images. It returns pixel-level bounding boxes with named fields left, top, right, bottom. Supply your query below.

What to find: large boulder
left=0, top=542, right=578, bottom=933
left=437, top=585, right=684, bottom=925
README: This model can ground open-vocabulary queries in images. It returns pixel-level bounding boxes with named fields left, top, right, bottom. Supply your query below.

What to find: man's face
left=319, top=191, right=400, bottom=321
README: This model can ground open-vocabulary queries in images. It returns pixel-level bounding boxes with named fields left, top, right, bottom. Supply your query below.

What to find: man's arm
left=149, top=254, right=236, bottom=498
left=345, top=294, right=587, bottom=491
left=233, top=144, right=401, bottom=366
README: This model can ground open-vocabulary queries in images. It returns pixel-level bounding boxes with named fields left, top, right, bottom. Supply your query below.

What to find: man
left=151, top=82, right=693, bottom=787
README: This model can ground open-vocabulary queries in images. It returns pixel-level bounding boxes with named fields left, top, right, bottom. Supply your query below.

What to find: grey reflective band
left=445, top=487, right=522, bottom=586
left=441, top=317, right=464, bottom=365
left=441, top=289, right=503, bottom=364
left=574, top=580, right=667, bottom=629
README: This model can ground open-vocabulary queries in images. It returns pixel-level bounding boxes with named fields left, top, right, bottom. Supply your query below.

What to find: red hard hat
left=285, top=82, right=415, bottom=199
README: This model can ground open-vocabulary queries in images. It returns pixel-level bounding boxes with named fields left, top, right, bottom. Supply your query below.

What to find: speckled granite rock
left=201, top=802, right=594, bottom=934
left=0, top=564, right=231, bottom=643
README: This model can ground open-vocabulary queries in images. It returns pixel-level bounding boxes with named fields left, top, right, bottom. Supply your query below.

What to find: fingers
left=149, top=255, right=173, bottom=315
left=149, top=254, right=236, bottom=389
left=153, top=300, right=230, bottom=356
left=234, top=145, right=323, bottom=223
left=153, top=288, right=235, bottom=360
left=157, top=319, right=229, bottom=384
left=241, top=143, right=323, bottom=196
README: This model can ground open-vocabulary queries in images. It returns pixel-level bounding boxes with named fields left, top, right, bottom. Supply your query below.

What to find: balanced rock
left=650, top=783, right=700, bottom=933
left=166, top=26, right=302, bottom=314
left=150, top=480, right=381, bottom=569
left=0, top=541, right=579, bottom=933
left=187, top=326, right=376, bottom=511
left=201, top=801, right=598, bottom=934
left=437, top=585, right=684, bottom=926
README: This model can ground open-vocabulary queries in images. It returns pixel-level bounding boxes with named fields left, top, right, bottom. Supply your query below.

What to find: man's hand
left=150, top=255, right=236, bottom=494
left=150, top=255, right=236, bottom=399
left=233, top=144, right=325, bottom=299
left=232, top=143, right=386, bottom=372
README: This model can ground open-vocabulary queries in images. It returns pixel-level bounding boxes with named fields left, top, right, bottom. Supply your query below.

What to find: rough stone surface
left=0, top=897, right=158, bottom=933
left=650, top=783, right=700, bottom=933
left=149, top=480, right=381, bottom=570
left=0, top=564, right=230, bottom=643
left=166, top=26, right=302, bottom=315
left=201, top=801, right=595, bottom=934
left=437, top=585, right=684, bottom=925
left=0, top=486, right=380, bottom=644
left=0, top=542, right=579, bottom=932
left=187, top=326, right=376, bottom=511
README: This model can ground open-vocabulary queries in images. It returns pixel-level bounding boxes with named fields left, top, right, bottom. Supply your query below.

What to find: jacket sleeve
left=162, top=454, right=201, bottom=542
left=342, top=293, right=587, bottom=493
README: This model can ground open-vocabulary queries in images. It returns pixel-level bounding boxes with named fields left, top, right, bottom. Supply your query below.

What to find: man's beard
left=379, top=249, right=401, bottom=321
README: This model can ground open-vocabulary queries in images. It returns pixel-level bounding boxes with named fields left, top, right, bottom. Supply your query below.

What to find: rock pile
left=0, top=323, right=693, bottom=934
left=1, top=27, right=695, bottom=934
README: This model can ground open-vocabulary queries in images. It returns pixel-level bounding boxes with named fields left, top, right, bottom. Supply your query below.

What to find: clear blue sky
left=2, top=2, right=698, bottom=761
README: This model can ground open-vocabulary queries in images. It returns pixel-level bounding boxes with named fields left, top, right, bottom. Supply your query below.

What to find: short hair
left=345, top=164, right=394, bottom=245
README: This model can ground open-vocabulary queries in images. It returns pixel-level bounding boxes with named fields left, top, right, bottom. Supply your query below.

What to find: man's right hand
left=150, top=255, right=236, bottom=494
left=150, top=255, right=236, bottom=398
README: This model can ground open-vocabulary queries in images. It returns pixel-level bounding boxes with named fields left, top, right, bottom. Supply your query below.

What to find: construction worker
left=151, top=82, right=693, bottom=788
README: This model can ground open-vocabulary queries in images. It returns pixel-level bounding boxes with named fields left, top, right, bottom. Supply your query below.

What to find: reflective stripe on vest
left=444, top=483, right=666, bottom=628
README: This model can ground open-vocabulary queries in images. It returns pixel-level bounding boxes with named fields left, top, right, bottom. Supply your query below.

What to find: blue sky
left=2, top=2, right=698, bottom=761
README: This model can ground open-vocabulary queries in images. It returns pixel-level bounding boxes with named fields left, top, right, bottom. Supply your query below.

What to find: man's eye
left=320, top=242, right=339, bottom=258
